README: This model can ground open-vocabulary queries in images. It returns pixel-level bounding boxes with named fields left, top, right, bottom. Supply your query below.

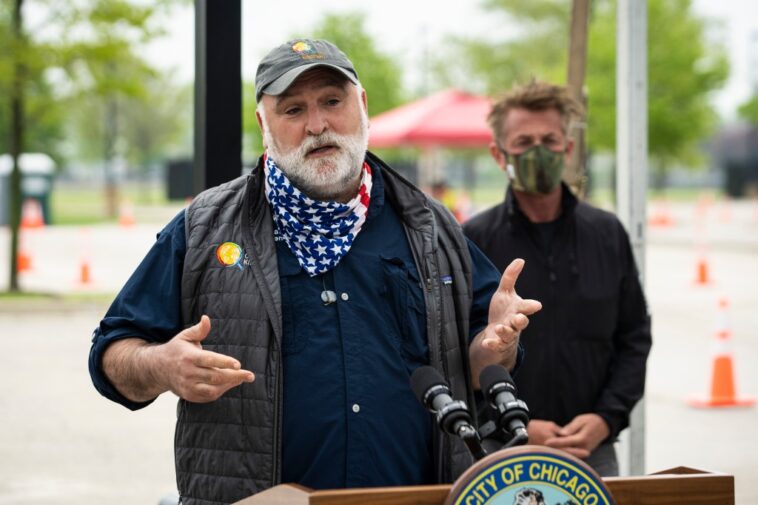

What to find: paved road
left=1, top=199, right=756, bottom=504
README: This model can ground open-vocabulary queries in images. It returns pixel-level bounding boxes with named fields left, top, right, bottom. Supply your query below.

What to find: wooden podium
left=234, top=467, right=734, bottom=505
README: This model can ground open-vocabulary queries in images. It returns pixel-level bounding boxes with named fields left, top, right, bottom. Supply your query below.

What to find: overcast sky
left=148, top=0, right=758, bottom=120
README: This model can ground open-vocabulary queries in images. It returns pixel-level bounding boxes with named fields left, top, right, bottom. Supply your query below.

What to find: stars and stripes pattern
left=264, top=155, right=372, bottom=277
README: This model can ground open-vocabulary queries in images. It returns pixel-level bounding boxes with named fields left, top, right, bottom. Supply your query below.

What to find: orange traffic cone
left=17, top=232, right=32, bottom=272
left=648, top=200, right=675, bottom=227
left=118, top=201, right=135, bottom=227
left=692, top=212, right=712, bottom=285
left=20, top=198, right=45, bottom=229
left=688, top=298, right=756, bottom=408
left=77, top=228, right=93, bottom=286
left=694, top=255, right=711, bottom=286
left=79, top=260, right=91, bottom=285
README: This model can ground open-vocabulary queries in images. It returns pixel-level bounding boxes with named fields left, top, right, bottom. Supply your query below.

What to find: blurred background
left=1, top=0, right=757, bottom=504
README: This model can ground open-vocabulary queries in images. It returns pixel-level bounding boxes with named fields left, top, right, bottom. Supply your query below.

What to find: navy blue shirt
left=89, top=164, right=503, bottom=489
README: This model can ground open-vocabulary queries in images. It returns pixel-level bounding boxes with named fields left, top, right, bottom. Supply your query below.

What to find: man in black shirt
left=464, top=81, right=652, bottom=476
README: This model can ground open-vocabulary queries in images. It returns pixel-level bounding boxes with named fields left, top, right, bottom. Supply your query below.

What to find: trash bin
left=0, top=153, right=56, bottom=225
left=165, top=158, right=194, bottom=201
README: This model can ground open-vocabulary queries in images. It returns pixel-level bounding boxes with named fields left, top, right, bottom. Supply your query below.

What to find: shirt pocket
left=379, top=255, right=427, bottom=367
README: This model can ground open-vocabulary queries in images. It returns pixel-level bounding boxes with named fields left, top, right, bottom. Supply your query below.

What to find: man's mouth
left=307, top=144, right=339, bottom=157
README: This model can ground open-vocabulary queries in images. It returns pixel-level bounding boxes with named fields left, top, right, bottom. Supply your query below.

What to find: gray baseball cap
left=255, top=39, right=359, bottom=102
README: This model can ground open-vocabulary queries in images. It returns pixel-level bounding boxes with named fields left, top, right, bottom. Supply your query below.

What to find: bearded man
left=88, top=39, right=541, bottom=505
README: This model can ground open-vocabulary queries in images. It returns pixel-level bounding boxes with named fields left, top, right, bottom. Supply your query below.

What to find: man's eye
left=284, top=107, right=301, bottom=115
left=326, top=98, right=341, bottom=106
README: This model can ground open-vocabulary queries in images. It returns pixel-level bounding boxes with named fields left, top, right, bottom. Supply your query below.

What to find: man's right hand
left=154, top=315, right=255, bottom=403
left=102, top=315, right=254, bottom=404
left=526, top=419, right=562, bottom=446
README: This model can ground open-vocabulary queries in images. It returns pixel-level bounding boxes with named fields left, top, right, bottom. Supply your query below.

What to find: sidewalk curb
left=0, top=296, right=110, bottom=315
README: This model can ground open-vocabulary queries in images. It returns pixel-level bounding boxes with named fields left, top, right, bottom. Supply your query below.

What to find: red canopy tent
left=368, top=89, right=494, bottom=148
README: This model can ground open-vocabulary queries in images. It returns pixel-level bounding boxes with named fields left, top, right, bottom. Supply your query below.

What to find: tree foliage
left=309, top=11, right=406, bottom=118
left=433, top=0, right=729, bottom=169
left=1, top=0, right=187, bottom=291
left=0, top=0, right=189, bottom=164
left=738, top=94, right=758, bottom=125
left=0, top=2, right=64, bottom=160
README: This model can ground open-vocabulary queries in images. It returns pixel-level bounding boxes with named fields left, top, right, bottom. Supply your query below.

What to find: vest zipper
left=425, top=273, right=446, bottom=483
left=272, top=345, right=283, bottom=486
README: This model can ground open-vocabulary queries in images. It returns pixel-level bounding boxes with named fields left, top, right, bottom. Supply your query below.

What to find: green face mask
left=505, top=144, right=565, bottom=194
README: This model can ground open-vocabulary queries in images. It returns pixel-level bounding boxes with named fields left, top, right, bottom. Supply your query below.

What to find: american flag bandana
left=264, top=155, right=372, bottom=277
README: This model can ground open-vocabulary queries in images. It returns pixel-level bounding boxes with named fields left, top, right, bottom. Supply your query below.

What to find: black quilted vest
left=178, top=153, right=476, bottom=504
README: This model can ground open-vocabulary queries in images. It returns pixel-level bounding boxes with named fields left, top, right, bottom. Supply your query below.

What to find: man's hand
left=103, top=315, right=254, bottom=404
left=469, top=259, right=542, bottom=387
left=153, top=315, right=255, bottom=403
left=527, top=419, right=562, bottom=446
left=543, top=413, right=610, bottom=459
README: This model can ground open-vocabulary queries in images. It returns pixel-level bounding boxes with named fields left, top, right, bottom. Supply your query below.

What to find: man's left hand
left=470, top=258, right=542, bottom=387
left=544, top=413, right=610, bottom=459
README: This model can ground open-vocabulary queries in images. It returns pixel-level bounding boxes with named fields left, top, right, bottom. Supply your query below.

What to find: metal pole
left=566, top=0, right=590, bottom=197
left=194, top=0, right=242, bottom=194
left=616, top=0, right=648, bottom=476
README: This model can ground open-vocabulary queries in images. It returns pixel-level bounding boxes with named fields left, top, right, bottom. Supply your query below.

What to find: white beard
left=263, top=112, right=369, bottom=201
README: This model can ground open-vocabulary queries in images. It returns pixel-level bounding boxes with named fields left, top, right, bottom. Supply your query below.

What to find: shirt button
left=341, top=292, right=349, bottom=301
left=352, top=403, right=360, bottom=413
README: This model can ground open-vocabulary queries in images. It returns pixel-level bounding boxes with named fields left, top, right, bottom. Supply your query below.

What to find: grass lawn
left=464, top=185, right=724, bottom=212
left=47, top=179, right=726, bottom=226
left=50, top=183, right=175, bottom=225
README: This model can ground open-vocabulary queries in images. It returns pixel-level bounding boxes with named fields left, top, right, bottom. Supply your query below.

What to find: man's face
left=490, top=107, right=571, bottom=168
left=257, top=67, right=369, bottom=202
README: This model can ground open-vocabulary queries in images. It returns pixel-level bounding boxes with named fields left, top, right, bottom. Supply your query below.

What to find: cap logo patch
left=291, top=40, right=326, bottom=61
left=292, top=41, right=316, bottom=54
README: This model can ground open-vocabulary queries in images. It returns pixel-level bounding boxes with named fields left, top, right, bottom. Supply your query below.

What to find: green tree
left=309, top=12, right=406, bottom=117
left=738, top=93, right=758, bottom=125
left=4, top=0, right=27, bottom=292
left=62, top=1, right=178, bottom=217
left=589, top=0, right=729, bottom=188
left=1, top=0, right=184, bottom=292
left=120, top=75, right=192, bottom=172
left=0, top=2, right=64, bottom=159
left=435, top=0, right=729, bottom=188
left=432, top=0, right=568, bottom=94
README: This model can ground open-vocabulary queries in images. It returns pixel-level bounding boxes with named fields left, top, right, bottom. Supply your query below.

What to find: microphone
left=479, top=364, right=530, bottom=447
left=320, top=290, right=337, bottom=305
left=410, top=366, right=486, bottom=460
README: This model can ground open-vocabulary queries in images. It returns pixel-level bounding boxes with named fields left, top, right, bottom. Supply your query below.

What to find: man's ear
left=565, top=138, right=575, bottom=157
left=489, top=141, right=507, bottom=172
left=360, top=88, right=368, bottom=114
left=255, top=110, right=264, bottom=131
left=256, top=109, right=268, bottom=148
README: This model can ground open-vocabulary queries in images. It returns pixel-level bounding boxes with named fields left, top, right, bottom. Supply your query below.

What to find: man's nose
left=305, top=109, right=328, bottom=135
